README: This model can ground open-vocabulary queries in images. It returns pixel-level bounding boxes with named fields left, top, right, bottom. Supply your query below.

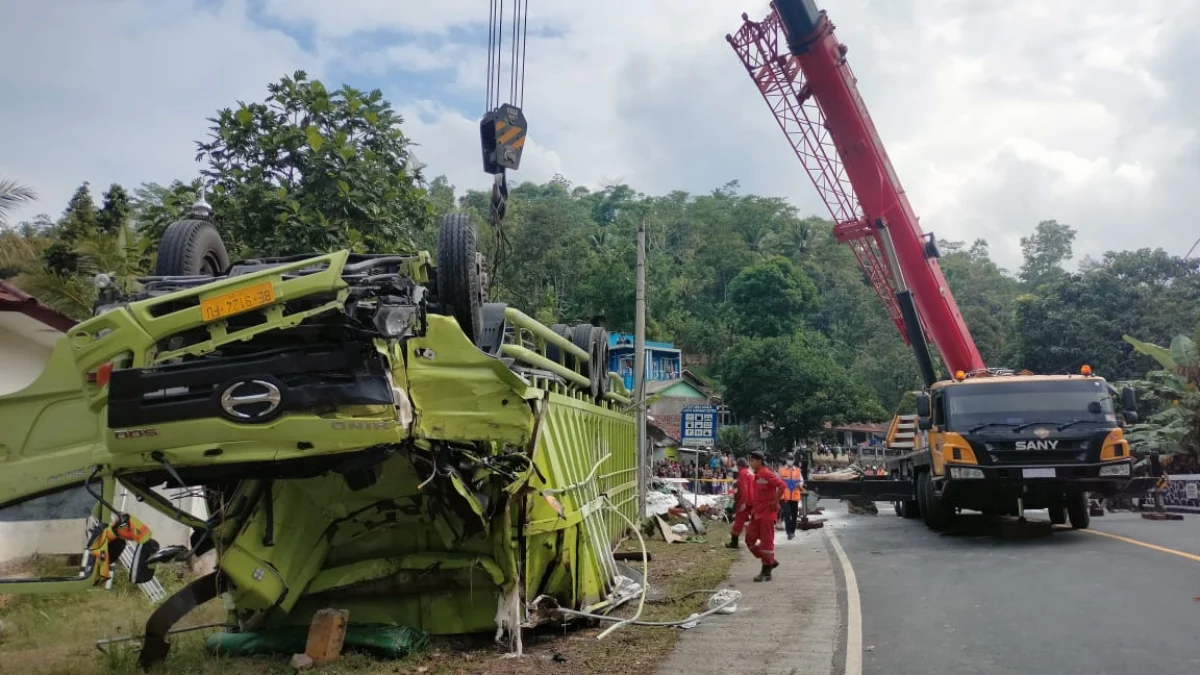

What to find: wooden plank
left=304, top=608, right=349, bottom=664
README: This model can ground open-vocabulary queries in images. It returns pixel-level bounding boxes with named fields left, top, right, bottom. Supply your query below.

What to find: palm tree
left=0, top=178, right=37, bottom=227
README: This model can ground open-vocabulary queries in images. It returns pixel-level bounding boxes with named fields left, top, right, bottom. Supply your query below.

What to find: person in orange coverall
left=745, top=451, right=787, bottom=582
left=725, top=457, right=755, bottom=550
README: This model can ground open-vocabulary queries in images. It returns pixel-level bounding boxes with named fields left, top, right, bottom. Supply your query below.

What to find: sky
left=1, top=0, right=1197, bottom=272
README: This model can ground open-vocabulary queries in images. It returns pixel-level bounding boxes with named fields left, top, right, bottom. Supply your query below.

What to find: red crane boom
left=727, top=1, right=986, bottom=376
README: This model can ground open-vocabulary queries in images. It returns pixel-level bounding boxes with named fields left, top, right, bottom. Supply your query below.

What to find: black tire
left=154, top=220, right=230, bottom=276
left=590, top=326, right=610, bottom=398
left=920, top=473, right=953, bottom=530
left=570, top=324, right=606, bottom=399
left=893, top=501, right=903, bottom=517
left=915, top=470, right=930, bottom=521
left=546, top=323, right=571, bottom=366
left=1066, top=492, right=1090, bottom=530
left=1049, top=506, right=1067, bottom=525
left=436, top=213, right=484, bottom=344
left=902, top=499, right=921, bottom=519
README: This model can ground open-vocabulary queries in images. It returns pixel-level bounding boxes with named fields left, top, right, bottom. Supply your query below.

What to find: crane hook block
left=480, top=104, right=527, bottom=174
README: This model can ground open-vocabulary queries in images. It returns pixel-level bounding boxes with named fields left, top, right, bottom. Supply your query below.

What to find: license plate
left=1022, top=467, right=1056, bottom=479
left=200, top=281, right=276, bottom=322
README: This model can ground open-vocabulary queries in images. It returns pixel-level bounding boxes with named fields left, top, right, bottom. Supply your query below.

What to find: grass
left=0, top=523, right=738, bottom=675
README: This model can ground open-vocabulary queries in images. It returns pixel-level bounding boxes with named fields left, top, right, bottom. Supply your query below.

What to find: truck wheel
left=570, top=324, right=609, bottom=400
left=436, top=213, right=484, bottom=344
left=546, top=323, right=571, bottom=365
left=154, top=220, right=230, bottom=276
left=1049, top=506, right=1066, bottom=525
left=920, top=473, right=953, bottom=531
left=591, top=326, right=610, bottom=398
left=915, top=471, right=930, bottom=522
left=893, top=501, right=903, bottom=517
left=1066, top=492, right=1090, bottom=530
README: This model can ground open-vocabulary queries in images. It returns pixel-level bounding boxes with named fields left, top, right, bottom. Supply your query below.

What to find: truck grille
left=108, top=344, right=394, bottom=428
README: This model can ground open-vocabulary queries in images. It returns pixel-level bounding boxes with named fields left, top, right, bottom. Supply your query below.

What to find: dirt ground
left=0, top=522, right=736, bottom=675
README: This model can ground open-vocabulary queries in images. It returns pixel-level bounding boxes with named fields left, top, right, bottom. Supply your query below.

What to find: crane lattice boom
left=727, top=1, right=985, bottom=374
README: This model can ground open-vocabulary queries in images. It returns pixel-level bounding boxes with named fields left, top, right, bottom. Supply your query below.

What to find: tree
left=726, top=256, right=816, bottom=338
left=96, top=183, right=133, bottom=236
left=719, top=332, right=886, bottom=449
left=130, top=180, right=205, bottom=248
left=1019, top=220, right=1076, bottom=287
left=1122, top=330, right=1200, bottom=459
left=197, top=71, right=434, bottom=256
left=41, top=183, right=101, bottom=274
left=717, top=425, right=754, bottom=457
left=56, top=183, right=99, bottom=242
left=0, top=178, right=37, bottom=227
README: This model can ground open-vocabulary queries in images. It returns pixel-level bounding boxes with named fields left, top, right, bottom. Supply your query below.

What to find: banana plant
left=1122, top=330, right=1200, bottom=458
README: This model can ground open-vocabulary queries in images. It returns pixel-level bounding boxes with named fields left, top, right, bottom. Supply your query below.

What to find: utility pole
left=634, top=218, right=648, bottom=520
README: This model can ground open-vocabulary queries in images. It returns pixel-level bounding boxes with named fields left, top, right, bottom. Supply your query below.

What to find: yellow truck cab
left=884, top=368, right=1149, bottom=530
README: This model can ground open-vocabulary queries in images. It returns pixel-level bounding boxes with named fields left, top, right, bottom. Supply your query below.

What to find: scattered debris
left=708, top=589, right=742, bottom=614
left=289, top=652, right=314, bottom=671
left=1141, top=512, right=1185, bottom=521
left=845, top=498, right=879, bottom=515
left=305, top=608, right=349, bottom=665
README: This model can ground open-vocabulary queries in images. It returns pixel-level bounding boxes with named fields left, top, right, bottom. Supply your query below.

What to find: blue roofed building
left=608, top=332, right=682, bottom=392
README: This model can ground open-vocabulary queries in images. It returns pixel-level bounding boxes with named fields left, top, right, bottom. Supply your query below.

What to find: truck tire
left=436, top=213, right=484, bottom=344
left=1049, top=506, right=1066, bottom=525
left=920, top=473, right=954, bottom=531
left=154, top=220, right=230, bottom=276
left=570, top=324, right=609, bottom=399
left=902, top=498, right=921, bottom=519
left=591, top=326, right=610, bottom=398
left=546, top=323, right=571, bottom=366
left=1066, top=492, right=1090, bottom=530
left=915, top=470, right=930, bottom=522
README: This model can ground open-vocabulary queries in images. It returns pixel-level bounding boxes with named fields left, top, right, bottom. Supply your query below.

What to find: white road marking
left=827, top=528, right=863, bottom=675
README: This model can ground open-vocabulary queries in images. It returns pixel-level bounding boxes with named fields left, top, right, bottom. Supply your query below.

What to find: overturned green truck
left=0, top=211, right=638, bottom=666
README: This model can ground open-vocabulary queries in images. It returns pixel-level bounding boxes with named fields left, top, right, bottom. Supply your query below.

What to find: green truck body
left=0, top=216, right=637, bottom=663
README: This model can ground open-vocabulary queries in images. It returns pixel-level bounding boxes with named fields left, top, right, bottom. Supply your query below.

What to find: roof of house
left=645, top=370, right=723, bottom=400
left=0, top=280, right=76, bottom=333
left=608, top=332, right=679, bottom=352
left=649, top=417, right=681, bottom=444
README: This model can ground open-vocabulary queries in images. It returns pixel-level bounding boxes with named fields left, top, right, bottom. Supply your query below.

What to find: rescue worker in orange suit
left=778, top=454, right=805, bottom=540
left=746, top=450, right=787, bottom=582
left=725, top=457, right=755, bottom=549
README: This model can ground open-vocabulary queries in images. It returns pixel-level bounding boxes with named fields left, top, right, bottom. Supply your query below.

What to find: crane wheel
left=1066, top=492, right=1091, bottom=530
left=920, top=473, right=954, bottom=531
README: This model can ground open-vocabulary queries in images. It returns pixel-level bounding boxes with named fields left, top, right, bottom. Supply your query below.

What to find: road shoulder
left=656, top=527, right=840, bottom=675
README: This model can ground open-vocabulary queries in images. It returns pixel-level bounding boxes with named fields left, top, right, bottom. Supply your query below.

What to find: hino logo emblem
left=220, top=379, right=282, bottom=420
left=1033, top=427, right=1052, bottom=439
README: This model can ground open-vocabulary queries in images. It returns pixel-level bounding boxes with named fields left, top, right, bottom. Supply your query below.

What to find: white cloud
left=3, top=0, right=1198, bottom=272
left=0, top=0, right=319, bottom=222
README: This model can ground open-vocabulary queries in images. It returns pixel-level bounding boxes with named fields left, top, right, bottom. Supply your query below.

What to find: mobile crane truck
left=728, top=0, right=1159, bottom=531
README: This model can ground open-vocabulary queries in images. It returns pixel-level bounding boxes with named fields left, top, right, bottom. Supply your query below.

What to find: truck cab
left=888, top=371, right=1151, bottom=530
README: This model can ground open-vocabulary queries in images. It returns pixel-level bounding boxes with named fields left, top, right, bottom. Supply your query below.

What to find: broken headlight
left=373, top=304, right=420, bottom=338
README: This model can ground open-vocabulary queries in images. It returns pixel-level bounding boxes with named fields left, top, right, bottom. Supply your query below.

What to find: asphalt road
left=825, top=506, right=1200, bottom=675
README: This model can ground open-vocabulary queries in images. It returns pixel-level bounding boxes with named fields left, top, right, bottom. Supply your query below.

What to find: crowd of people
left=651, top=446, right=890, bottom=494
